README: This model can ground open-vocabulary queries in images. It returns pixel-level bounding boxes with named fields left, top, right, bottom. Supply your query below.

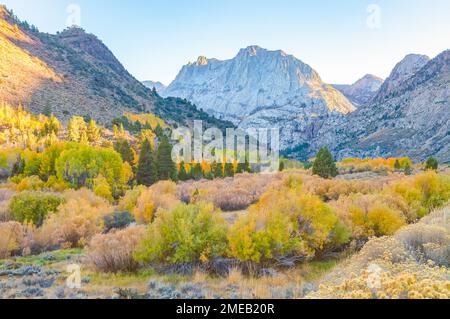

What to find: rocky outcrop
left=164, top=46, right=356, bottom=151
left=164, top=45, right=355, bottom=125
left=142, top=81, right=167, bottom=94
left=372, top=54, right=430, bottom=104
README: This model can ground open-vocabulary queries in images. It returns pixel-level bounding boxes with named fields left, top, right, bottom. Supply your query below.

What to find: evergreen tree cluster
left=177, top=160, right=251, bottom=182
left=135, top=136, right=177, bottom=186
left=113, top=125, right=254, bottom=186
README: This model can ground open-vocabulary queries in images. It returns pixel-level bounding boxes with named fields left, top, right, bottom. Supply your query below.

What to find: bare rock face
left=313, top=50, right=450, bottom=163
left=164, top=46, right=355, bottom=123
left=333, top=74, right=383, bottom=106
left=372, top=54, right=430, bottom=104
left=163, top=46, right=355, bottom=150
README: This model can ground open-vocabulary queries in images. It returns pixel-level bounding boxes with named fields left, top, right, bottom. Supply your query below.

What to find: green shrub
left=228, top=188, right=345, bottom=263
left=134, top=203, right=228, bottom=264
left=55, top=144, right=125, bottom=197
left=9, top=191, right=64, bottom=226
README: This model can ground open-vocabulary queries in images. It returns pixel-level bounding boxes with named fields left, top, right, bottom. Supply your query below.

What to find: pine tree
left=154, top=124, right=164, bottom=138
left=235, top=161, right=244, bottom=174
left=225, top=162, right=235, bottom=177
left=404, top=162, right=412, bottom=176
left=204, top=171, right=214, bottom=180
left=394, top=159, right=401, bottom=171
left=279, top=160, right=285, bottom=172
left=178, top=162, right=189, bottom=181
left=136, top=139, right=158, bottom=186
left=212, top=161, right=223, bottom=178
left=425, top=157, right=438, bottom=171
left=191, top=162, right=203, bottom=180
left=244, top=159, right=252, bottom=173
left=312, top=147, right=338, bottom=179
left=236, top=155, right=251, bottom=174
left=114, top=139, right=135, bottom=164
left=157, top=136, right=177, bottom=181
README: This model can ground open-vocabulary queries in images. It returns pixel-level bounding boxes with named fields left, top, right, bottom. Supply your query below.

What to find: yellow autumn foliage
left=228, top=176, right=347, bottom=263
left=308, top=205, right=450, bottom=299
left=132, top=181, right=180, bottom=224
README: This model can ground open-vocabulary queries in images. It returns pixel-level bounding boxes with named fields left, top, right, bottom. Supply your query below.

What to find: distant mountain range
left=0, top=5, right=231, bottom=130
left=333, top=74, right=383, bottom=106
left=1, top=5, right=448, bottom=162
left=142, top=81, right=167, bottom=94
left=163, top=46, right=355, bottom=124
left=162, top=47, right=449, bottom=162
left=325, top=51, right=449, bottom=162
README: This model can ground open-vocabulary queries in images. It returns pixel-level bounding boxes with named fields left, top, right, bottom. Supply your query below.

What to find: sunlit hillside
left=0, top=7, right=63, bottom=105
left=0, top=5, right=233, bottom=131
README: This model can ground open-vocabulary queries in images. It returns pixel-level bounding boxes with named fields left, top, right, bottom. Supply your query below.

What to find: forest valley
left=0, top=102, right=449, bottom=299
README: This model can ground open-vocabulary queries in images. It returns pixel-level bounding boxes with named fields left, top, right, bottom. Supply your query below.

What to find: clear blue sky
left=2, top=0, right=449, bottom=85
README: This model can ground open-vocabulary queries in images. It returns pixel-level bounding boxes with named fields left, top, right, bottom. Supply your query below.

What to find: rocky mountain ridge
left=333, top=74, right=383, bottom=106
left=372, top=54, right=431, bottom=104
left=163, top=45, right=356, bottom=124
left=142, top=81, right=167, bottom=94
left=0, top=5, right=231, bottom=130
left=309, top=51, right=450, bottom=163
left=164, top=46, right=449, bottom=162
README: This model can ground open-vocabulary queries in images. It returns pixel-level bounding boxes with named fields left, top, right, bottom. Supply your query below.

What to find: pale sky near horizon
left=2, top=0, right=449, bottom=85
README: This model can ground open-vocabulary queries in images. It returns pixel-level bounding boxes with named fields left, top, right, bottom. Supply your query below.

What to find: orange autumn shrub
left=332, top=194, right=406, bottom=238
left=303, top=177, right=384, bottom=201
left=133, top=181, right=180, bottom=224
left=307, top=205, right=450, bottom=299
left=86, top=225, right=146, bottom=273
left=0, top=221, right=24, bottom=258
left=228, top=180, right=348, bottom=263
left=37, top=189, right=113, bottom=249
left=385, top=171, right=450, bottom=219
left=177, top=173, right=282, bottom=211
left=117, top=185, right=147, bottom=212
left=338, top=157, right=412, bottom=174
